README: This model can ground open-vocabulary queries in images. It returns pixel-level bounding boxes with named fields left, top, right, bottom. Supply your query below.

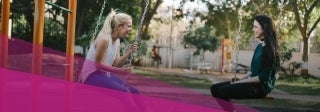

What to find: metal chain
left=232, top=0, right=284, bottom=80
left=92, top=0, right=107, bottom=42
left=277, top=0, right=285, bottom=38
left=135, top=0, right=150, bottom=42
left=126, top=0, right=150, bottom=65
left=233, top=0, right=243, bottom=80
left=123, top=0, right=150, bottom=86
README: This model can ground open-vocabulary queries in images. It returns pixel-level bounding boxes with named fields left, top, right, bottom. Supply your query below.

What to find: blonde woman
left=80, top=9, right=138, bottom=93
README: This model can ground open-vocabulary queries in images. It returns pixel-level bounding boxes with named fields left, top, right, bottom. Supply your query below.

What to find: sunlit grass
left=234, top=99, right=320, bottom=110
left=133, top=69, right=212, bottom=89
left=133, top=68, right=320, bottom=110
left=276, top=75, right=320, bottom=95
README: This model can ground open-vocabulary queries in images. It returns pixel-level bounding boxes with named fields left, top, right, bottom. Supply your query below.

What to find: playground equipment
left=0, top=0, right=11, bottom=68
left=91, top=0, right=107, bottom=43
left=0, top=0, right=77, bottom=81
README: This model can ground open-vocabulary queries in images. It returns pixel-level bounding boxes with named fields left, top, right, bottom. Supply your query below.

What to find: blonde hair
left=91, top=9, right=132, bottom=43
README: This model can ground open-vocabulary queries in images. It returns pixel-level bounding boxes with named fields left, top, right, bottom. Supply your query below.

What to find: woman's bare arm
left=232, top=76, right=260, bottom=84
left=113, top=42, right=138, bottom=67
left=94, top=37, right=128, bottom=75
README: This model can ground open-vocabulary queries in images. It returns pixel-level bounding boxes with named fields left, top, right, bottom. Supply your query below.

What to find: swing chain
left=126, top=0, right=150, bottom=65
left=135, top=0, right=150, bottom=42
left=123, top=0, right=150, bottom=86
left=277, top=0, right=285, bottom=38
left=233, top=0, right=244, bottom=80
left=92, top=0, right=107, bottom=42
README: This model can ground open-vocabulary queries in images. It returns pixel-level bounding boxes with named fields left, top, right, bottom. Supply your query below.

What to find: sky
left=162, top=0, right=208, bottom=12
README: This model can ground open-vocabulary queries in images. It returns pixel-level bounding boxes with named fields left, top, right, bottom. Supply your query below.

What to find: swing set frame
left=0, top=0, right=149, bottom=82
left=0, top=0, right=77, bottom=81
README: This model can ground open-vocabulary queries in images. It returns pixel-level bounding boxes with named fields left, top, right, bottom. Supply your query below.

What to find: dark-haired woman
left=210, top=15, right=280, bottom=111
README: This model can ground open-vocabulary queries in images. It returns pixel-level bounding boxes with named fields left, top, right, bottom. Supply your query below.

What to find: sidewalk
left=136, top=67, right=320, bottom=103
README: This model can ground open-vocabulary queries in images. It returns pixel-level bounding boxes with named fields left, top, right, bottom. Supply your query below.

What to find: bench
left=199, top=66, right=212, bottom=74
left=191, top=62, right=212, bottom=74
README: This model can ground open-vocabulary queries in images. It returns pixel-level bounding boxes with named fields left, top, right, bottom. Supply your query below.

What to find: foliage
left=241, top=0, right=288, bottom=49
left=135, top=41, right=148, bottom=57
left=11, top=0, right=34, bottom=41
left=278, top=42, right=305, bottom=75
left=43, top=18, right=66, bottom=51
left=182, top=26, right=219, bottom=55
left=279, top=42, right=295, bottom=70
left=287, top=61, right=302, bottom=75
left=179, top=0, right=287, bottom=49
left=279, top=42, right=295, bottom=65
left=10, top=0, right=162, bottom=53
left=11, top=15, right=31, bottom=40
left=181, top=0, right=242, bottom=48
left=287, top=0, right=320, bottom=68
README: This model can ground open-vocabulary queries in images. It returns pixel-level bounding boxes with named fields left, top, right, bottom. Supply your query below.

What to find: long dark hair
left=254, top=15, right=280, bottom=70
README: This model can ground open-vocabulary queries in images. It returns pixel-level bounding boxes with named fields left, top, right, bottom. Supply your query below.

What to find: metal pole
left=168, top=0, right=174, bottom=69
left=32, top=0, right=45, bottom=75
left=0, top=0, right=11, bottom=68
left=221, top=39, right=225, bottom=74
left=65, top=0, right=77, bottom=81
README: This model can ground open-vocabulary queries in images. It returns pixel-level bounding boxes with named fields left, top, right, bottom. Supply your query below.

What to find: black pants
left=210, top=81, right=267, bottom=111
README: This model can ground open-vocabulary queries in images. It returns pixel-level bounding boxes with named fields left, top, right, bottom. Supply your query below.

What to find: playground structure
left=0, top=0, right=77, bottom=81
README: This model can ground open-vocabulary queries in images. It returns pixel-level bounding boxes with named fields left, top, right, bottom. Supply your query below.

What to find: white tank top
left=79, top=34, right=120, bottom=82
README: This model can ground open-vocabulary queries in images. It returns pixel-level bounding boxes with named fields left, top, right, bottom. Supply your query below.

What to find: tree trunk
left=301, top=37, right=309, bottom=75
left=140, top=0, right=162, bottom=40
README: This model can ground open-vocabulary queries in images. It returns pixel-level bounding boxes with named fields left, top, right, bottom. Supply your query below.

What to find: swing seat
left=264, top=95, right=274, bottom=100
left=233, top=63, right=250, bottom=74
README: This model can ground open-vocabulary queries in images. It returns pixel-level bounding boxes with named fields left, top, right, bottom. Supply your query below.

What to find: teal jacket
left=250, top=43, right=278, bottom=93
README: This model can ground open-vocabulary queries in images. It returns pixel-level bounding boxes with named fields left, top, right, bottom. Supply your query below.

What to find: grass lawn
left=276, top=75, right=320, bottom=95
left=133, top=68, right=320, bottom=110
left=133, top=69, right=212, bottom=89
left=234, top=99, right=320, bottom=110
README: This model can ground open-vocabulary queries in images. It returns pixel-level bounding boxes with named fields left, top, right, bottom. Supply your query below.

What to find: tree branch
left=302, top=0, right=307, bottom=12
left=292, top=0, right=304, bottom=34
left=307, top=16, right=320, bottom=37
left=305, top=0, right=320, bottom=38
left=307, top=0, right=319, bottom=16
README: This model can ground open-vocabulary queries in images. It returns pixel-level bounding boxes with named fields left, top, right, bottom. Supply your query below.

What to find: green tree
left=11, top=0, right=34, bottom=41
left=10, top=0, right=163, bottom=53
left=288, top=0, right=320, bottom=75
left=74, top=0, right=162, bottom=54
left=182, top=26, right=219, bottom=60
left=242, top=0, right=287, bottom=46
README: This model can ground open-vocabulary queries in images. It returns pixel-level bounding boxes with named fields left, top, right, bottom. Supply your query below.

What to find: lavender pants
left=84, top=70, right=139, bottom=94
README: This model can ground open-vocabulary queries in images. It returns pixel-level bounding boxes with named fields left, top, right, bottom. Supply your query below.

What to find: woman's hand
left=126, top=42, right=138, bottom=55
left=120, top=64, right=132, bottom=73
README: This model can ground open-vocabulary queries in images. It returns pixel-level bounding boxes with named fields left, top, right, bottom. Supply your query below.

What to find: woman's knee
left=210, top=84, right=229, bottom=98
left=210, top=84, right=220, bottom=96
left=128, top=86, right=140, bottom=94
left=210, top=85, right=215, bottom=92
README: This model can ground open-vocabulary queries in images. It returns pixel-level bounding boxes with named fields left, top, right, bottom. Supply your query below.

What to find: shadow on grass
left=134, top=69, right=212, bottom=89
left=234, top=99, right=320, bottom=111
left=134, top=68, right=320, bottom=111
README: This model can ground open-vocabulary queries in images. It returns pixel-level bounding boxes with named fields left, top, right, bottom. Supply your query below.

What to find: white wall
left=144, top=47, right=320, bottom=77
